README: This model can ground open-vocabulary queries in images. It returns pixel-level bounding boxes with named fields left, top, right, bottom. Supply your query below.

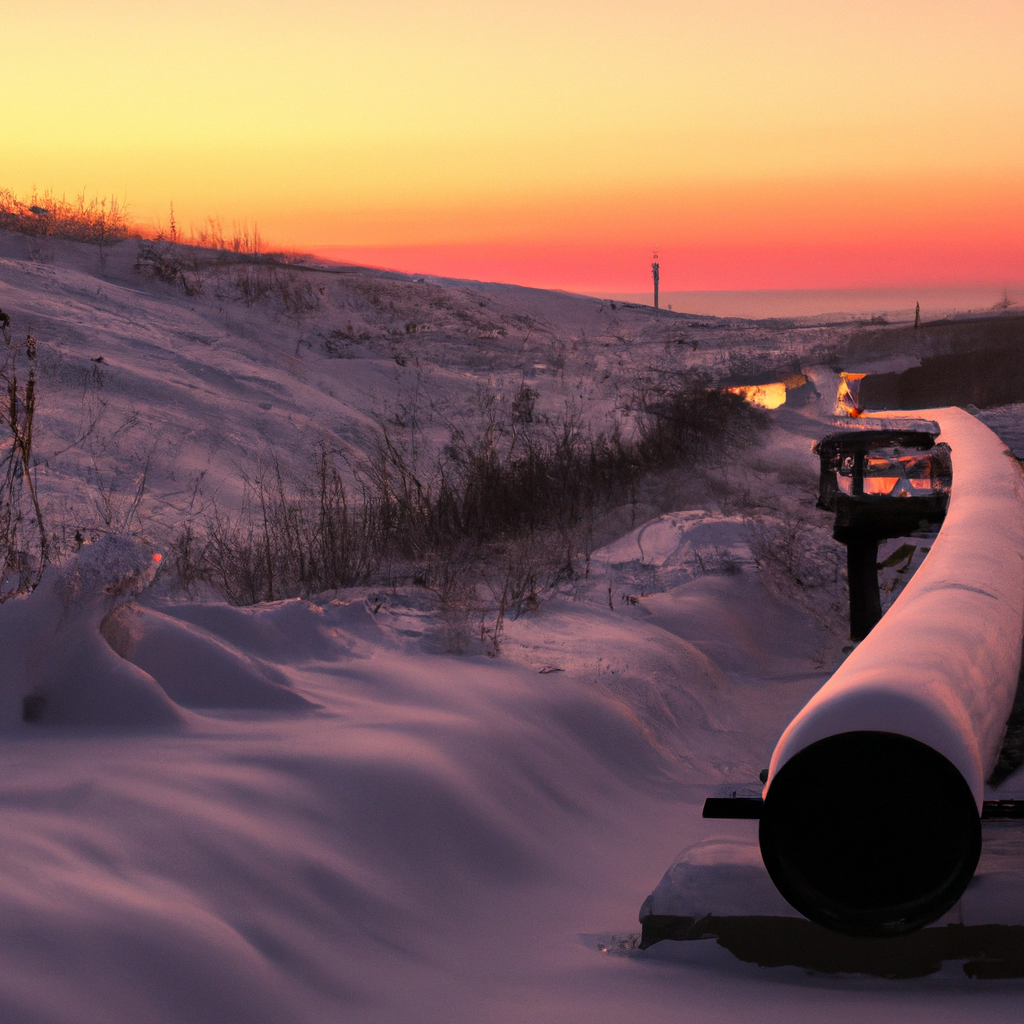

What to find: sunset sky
left=5, top=0, right=1023, bottom=294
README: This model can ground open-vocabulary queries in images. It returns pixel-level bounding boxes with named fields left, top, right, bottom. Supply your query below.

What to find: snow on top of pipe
left=766, top=408, right=1024, bottom=805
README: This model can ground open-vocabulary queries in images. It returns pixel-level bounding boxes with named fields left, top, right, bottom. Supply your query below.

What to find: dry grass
left=0, top=185, right=292, bottom=284
left=0, top=188, right=133, bottom=245
left=167, top=377, right=770, bottom=622
left=0, top=321, right=48, bottom=596
left=133, top=206, right=323, bottom=315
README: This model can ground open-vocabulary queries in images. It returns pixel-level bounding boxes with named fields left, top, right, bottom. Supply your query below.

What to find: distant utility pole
left=652, top=252, right=660, bottom=312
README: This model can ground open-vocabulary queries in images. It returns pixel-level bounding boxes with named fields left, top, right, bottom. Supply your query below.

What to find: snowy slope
left=0, top=232, right=1022, bottom=1022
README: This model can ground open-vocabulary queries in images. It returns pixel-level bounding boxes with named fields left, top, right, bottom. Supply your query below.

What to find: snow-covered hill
left=0, top=230, right=848, bottom=523
left=0, top=231, right=1022, bottom=1022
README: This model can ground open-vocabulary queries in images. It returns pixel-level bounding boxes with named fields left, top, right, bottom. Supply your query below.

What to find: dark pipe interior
left=759, top=731, right=980, bottom=937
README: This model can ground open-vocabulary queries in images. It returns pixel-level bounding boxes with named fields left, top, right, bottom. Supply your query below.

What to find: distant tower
left=652, top=251, right=660, bottom=311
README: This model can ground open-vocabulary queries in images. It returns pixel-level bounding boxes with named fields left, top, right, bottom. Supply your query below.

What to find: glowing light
left=728, top=383, right=788, bottom=409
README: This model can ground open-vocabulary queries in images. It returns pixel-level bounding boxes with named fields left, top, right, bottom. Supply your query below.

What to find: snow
left=0, top=233, right=1023, bottom=1020
left=592, top=510, right=750, bottom=579
left=643, top=835, right=799, bottom=920
left=0, top=537, right=184, bottom=730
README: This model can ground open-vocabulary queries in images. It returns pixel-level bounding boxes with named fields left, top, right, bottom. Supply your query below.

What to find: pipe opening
left=759, top=731, right=980, bottom=936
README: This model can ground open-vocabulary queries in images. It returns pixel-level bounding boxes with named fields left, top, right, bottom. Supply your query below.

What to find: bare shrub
left=172, top=448, right=381, bottom=604
left=165, top=410, right=630, bottom=607
left=481, top=527, right=588, bottom=655
left=166, top=376, right=773, bottom=651
left=89, top=456, right=151, bottom=536
left=634, top=372, right=770, bottom=469
left=511, top=381, right=537, bottom=424
left=232, top=264, right=276, bottom=306
left=691, top=543, right=743, bottom=577
left=0, top=188, right=133, bottom=244
left=192, top=508, right=271, bottom=606
left=190, top=217, right=263, bottom=256
left=431, top=410, right=640, bottom=547
left=135, top=236, right=322, bottom=316
left=0, top=323, right=48, bottom=595
left=277, top=272, right=324, bottom=318
left=422, top=542, right=479, bottom=653
left=0, top=314, right=142, bottom=597
left=747, top=503, right=845, bottom=629
left=167, top=521, right=205, bottom=599
left=134, top=240, right=204, bottom=296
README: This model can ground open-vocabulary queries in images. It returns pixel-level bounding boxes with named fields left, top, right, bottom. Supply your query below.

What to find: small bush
left=232, top=265, right=276, bottom=306
left=0, top=188, right=132, bottom=245
left=168, top=376, right=770, bottom=610
left=511, top=382, right=538, bottom=424
left=177, top=450, right=380, bottom=604
left=277, top=273, right=324, bottom=318
left=747, top=502, right=845, bottom=630
left=634, top=372, right=770, bottom=469
left=134, top=240, right=204, bottom=297
left=0, top=322, right=48, bottom=595
left=134, top=239, right=324, bottom=315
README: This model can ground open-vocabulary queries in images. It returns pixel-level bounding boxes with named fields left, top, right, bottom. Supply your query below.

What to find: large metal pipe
left=759, top=408, right=1024, bottom=936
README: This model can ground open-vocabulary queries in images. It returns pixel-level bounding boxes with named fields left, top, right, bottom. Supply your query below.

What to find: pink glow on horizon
left=311, top=241, right=1024, bottom=295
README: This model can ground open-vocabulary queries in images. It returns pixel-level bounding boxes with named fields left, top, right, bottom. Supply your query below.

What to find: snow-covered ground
left=0, top=232, right=1023, bottom=1022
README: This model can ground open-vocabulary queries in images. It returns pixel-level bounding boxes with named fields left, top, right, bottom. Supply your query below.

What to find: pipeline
left=758, top=408, right=1024, bottom=936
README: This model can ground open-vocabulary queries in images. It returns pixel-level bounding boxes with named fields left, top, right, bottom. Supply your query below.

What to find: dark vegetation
left=0, top=306, right=769, bottom=652
left=0, top=188, right=132, bottom=245
left=168, top=379, right=770, bottom=629
left=859, top=328, right=1024, bottom=410
left=847, top=311, right=1024, bottom=362
left=133, top=239, right=205, bottom=297
left=0, top=319, right=47, bottom=596
left=0, top=315, right=108, bottom=599
left=134, top=238, right=326, bottom=314
left=133, top=212, right=326, bottom=314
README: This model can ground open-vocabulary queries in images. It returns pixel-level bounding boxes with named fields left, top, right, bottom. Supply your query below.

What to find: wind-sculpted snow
left=0, top=537, right=184, bottom=729
left=101, top=605, right=317, bottom=710
left=149, top=595, right=387, bottom=663
left=592, top=511, right=751, bottom=579
left=0, top=581, right=692, bottom=1023
left=500, top=599, right=744, bottom=769
left=0, top=537, right=336, bottom=727
left=0, top=557, right=1018, bottom=1021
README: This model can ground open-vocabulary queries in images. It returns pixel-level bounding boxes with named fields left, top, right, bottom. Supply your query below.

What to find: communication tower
left=652, top=251, right=660, bottom=311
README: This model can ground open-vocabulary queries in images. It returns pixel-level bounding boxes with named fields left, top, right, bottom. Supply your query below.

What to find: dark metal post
left=852, top=451, right=865, bottom=496
left=847, top=535, right=882, bottom=641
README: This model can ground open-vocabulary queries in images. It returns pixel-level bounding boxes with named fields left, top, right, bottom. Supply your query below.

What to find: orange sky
left=5, top=1, right=1023, bottom=293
